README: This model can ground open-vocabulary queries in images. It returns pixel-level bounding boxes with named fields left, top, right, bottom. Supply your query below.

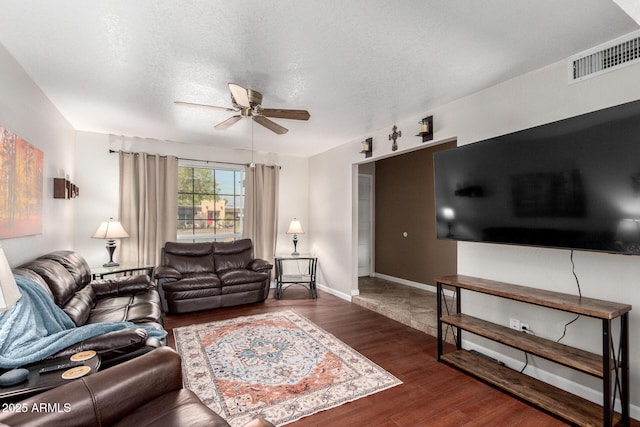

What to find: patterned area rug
left=174, top=310, right=402, bottom=426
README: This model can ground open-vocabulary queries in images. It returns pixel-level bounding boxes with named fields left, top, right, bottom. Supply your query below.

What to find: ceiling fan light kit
left=176, top=83, right=310, bottom=135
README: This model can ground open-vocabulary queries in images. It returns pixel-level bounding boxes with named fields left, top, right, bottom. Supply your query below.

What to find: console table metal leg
left=437, top=282, right=443, bottom=361
left=621, top=312, right=630, bottom=425
left=603, top=319, right=612, bottom=427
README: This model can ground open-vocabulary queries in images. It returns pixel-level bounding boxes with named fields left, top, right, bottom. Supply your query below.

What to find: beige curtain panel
left=118, top=152, right=178, bottom=266
left=243, top=164, right=279, bottom=262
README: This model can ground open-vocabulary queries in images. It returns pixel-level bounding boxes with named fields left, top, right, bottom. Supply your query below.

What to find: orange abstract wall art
left=0, top=125, right=43, bottom=239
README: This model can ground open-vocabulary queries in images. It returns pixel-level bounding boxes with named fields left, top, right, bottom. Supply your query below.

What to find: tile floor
left=353, top=276, right=440, bottom=337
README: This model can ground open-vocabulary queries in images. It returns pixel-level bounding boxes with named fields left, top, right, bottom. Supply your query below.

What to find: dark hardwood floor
left=164, top=288, right=634, bottom=427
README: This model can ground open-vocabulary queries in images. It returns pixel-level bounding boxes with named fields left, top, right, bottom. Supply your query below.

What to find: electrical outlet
left=521, top=323, right=530, bottom=333
left=509, top=318, right=521, bottom=330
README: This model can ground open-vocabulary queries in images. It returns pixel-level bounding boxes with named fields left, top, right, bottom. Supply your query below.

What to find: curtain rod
left=108, top=149, right=280, bottom=168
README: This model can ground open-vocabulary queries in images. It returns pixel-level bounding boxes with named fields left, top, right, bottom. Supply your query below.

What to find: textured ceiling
left=0, top=0, right=636, bottom=157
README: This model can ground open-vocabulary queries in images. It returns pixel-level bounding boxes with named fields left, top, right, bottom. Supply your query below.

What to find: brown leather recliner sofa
left=154, top=239, right=272, bottom=314
left=12, top=250, right=164, bottom=366
left=0, top=346, right=275, bottom=427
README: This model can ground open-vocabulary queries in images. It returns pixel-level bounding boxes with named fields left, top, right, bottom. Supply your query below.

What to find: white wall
left=309, top=55, right=640, bottom=410
left=0, top=43, right=76, bottom=266
left=74, top=131, right=309, bottom=268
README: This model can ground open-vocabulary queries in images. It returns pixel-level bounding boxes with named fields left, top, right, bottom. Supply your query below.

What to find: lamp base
left=102, top=261, right=120, bottom=267
left=291, top=235, right=299, bottom=256
left=104, top=240, right=119, bottom=268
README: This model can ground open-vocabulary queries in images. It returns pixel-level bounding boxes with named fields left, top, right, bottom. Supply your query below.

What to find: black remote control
left=39, top=361, right=84, bottom=373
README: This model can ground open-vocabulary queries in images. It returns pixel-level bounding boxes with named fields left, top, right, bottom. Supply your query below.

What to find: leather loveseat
left=0, top=346, right=275, bottom=427
left=154, top=239, right=272, bottom=314
left=12, top=250, right=164, bottom=366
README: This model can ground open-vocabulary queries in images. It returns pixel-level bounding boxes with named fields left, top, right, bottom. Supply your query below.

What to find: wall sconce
left=53, top=178, right=80, bottom=199
left=417, top=116, right=433, bottom=142
left=359, top=137, right=373, bottom=158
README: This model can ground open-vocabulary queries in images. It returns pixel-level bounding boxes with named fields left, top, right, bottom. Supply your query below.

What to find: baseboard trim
left=371, top=273, right=437, bottom=293
left=316, top=283, right=352, bottom=302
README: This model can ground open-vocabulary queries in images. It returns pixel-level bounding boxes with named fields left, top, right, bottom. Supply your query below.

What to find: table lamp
left=286, top=218, right=305, bottom=256
left=92, top=218, right=129, bottom=267
left=0, top=246, right=21, bottom=314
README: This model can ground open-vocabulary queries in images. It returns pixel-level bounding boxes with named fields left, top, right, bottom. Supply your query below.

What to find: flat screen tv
left=433, top=99, right=640, bottom=255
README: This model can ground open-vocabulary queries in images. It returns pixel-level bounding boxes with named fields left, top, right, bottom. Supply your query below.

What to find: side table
left=0, top=353, right=101, bottom=402
left=91, top=263, right=155, bottom=280
left=274, top=254, right=318, bottom=299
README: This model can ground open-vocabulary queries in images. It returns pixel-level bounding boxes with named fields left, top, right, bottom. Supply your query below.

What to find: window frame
left=177, top=161, right=245, bottom=243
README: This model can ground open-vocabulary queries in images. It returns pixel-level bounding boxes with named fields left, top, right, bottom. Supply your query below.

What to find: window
left=177, top=165, right=244, bottom=242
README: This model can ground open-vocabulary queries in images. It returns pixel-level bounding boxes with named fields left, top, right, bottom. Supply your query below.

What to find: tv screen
left=433, top=99, right=640, bottom=255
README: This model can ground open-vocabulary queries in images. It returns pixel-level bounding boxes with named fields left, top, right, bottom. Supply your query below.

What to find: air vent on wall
left=569, top=30, right=640, bottom=83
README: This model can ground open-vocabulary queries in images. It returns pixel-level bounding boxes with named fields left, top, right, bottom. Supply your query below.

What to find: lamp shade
left=0, top=246, right=21, bottom=314
left=287, top=219, right=304, bottom=235
left=92, top=218, right=129, bottom=240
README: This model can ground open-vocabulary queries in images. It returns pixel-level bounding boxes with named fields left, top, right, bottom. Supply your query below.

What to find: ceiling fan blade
left=229, top=83, right=251, bottom=108
left=214, top=115, right=242, bottom=130
left=174, top=101, right=236, bottom=112
left=253, top=115, right=288, bottom=134
left=260, top=108, right=310, bottom=121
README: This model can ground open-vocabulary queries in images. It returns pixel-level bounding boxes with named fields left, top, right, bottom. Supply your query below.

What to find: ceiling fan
left=174, top=83, right=310, bottom=134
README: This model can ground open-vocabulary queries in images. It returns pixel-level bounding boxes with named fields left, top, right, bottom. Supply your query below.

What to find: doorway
left=358, top=174, right=373, bottom=277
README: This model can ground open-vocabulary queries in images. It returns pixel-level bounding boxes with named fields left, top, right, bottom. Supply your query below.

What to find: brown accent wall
left=375, top=142, right=457, bottom=285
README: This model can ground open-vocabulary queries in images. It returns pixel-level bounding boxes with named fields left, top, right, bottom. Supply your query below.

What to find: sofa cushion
left=217, top=269, right=269, bottom=286
left=12, top=267, right=54, bottom=298
left=92, top=275, right=156, bottom=297
left=163, top=242, right=215, bottom=274
left=90, top=294, right=162, bottom=324
left=38, top=250, right=92, bottom=289
left=18, top=259, right=77, bottom=307
left=162, top=274, right=221, bottom=292
left=165, top=286, right=222, bottom=302
left=221, top=282, right=267, bottom=294
left=63, top=285, right=96, bottom=326
left=114, top=389, right=230, bottom=427
left=213, top=239, right=254, bottom=272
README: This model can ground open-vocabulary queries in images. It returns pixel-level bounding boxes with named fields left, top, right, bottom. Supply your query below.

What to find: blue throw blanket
left=0, top=275, right=166, bottom=369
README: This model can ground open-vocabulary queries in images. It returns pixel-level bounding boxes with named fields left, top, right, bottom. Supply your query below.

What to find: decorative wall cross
left=388, top=125, right=402, bottom=151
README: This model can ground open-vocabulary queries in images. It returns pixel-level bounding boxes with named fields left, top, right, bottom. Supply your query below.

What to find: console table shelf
left=440, top=314, right=606, bottom=377
left=441, top=349, right=621, bottom=427
left=436, top=274, right=631, bottom=427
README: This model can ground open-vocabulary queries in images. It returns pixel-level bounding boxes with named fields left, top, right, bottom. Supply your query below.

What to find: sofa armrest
left=50, top=327, right=150, bottom=360
left=249, top=258, right=273, bottom=272
left=91, top=275, right=156, bottom=297
left=0, top=347, right=183, bottom=427
left=153, top=265, right=182, bottom=280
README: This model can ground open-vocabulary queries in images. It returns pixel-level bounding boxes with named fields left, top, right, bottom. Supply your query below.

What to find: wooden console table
left=435, top=274, right=631, bottom=427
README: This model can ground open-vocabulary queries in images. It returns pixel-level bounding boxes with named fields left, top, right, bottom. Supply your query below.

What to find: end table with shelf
left=274, top=254, right=318, bottom=299
left=91, top=263, right=155, bottom=280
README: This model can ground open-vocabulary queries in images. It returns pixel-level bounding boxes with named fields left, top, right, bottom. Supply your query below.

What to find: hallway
left=353, top=276, right=439, bottom=337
